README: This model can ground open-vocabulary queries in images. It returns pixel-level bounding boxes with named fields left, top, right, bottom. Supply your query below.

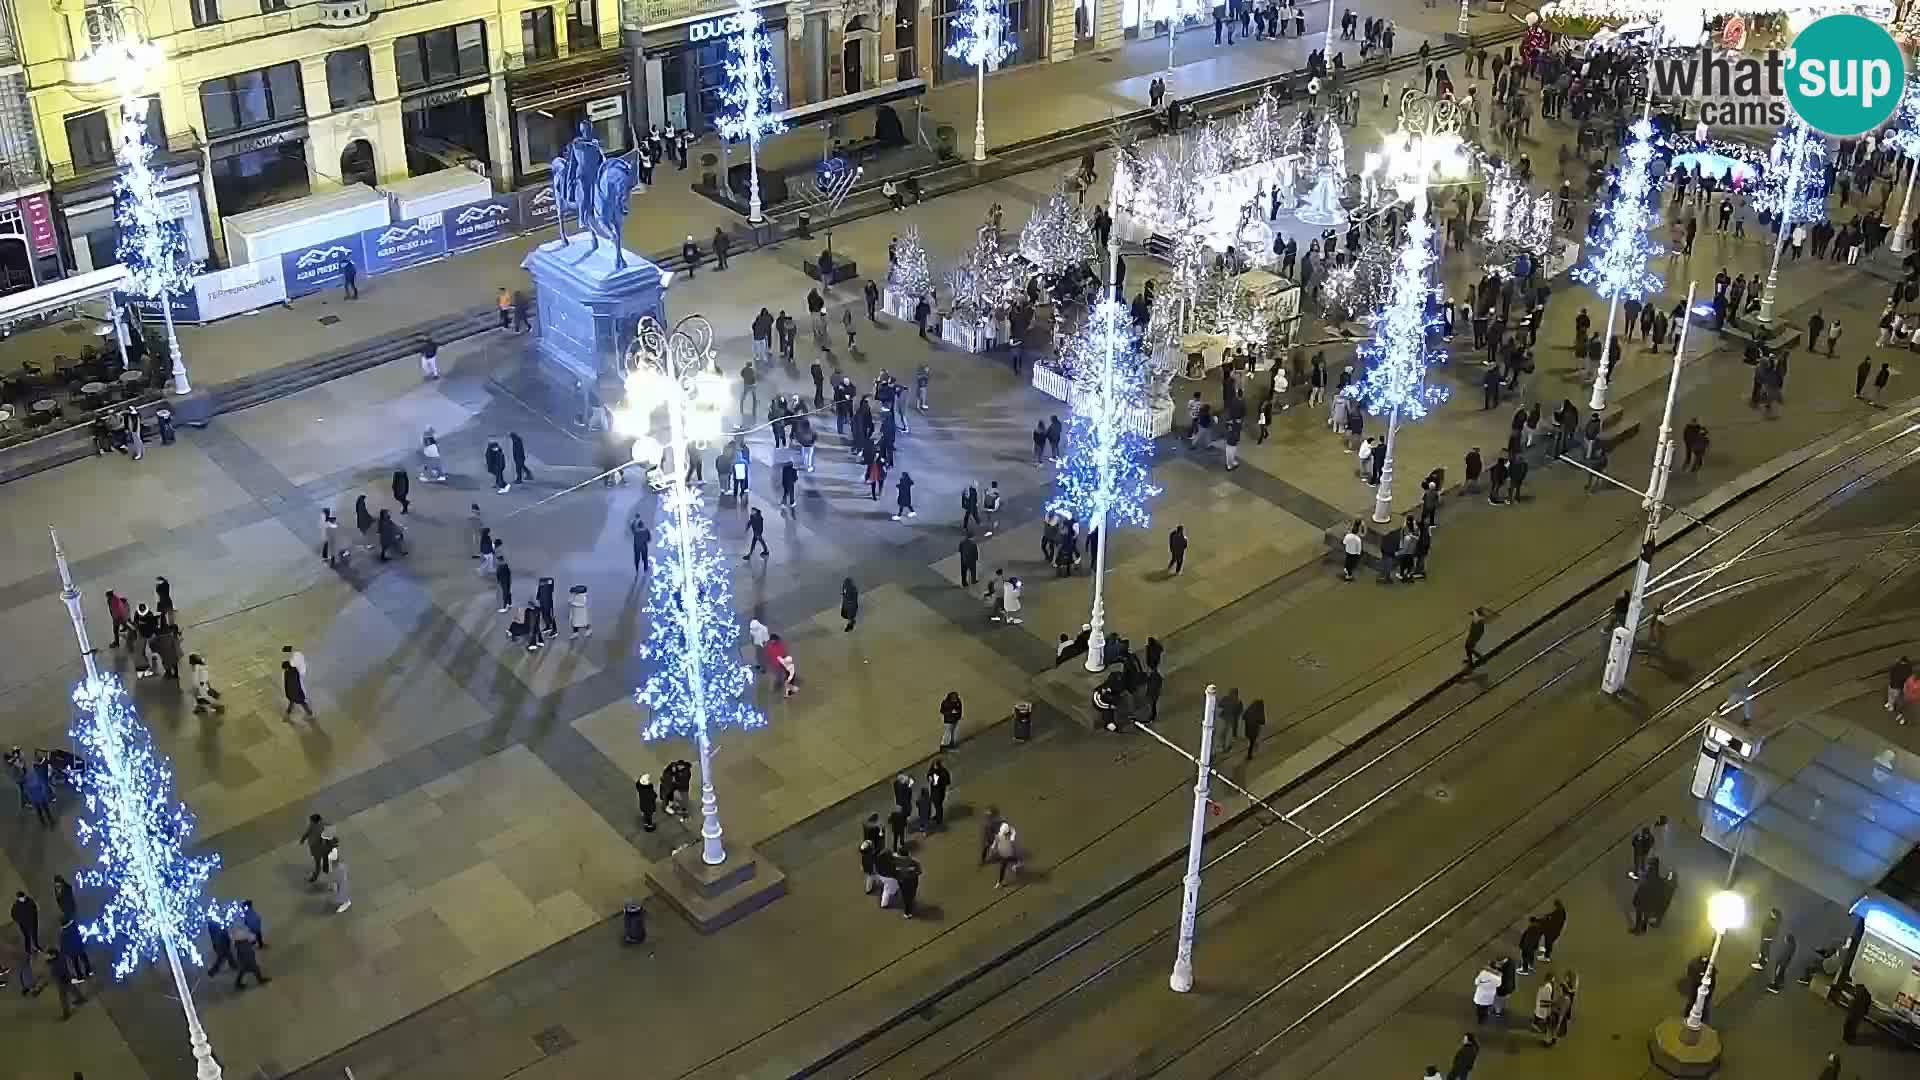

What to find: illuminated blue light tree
left=1887, top=78, right=1920, bottom=254
left=52, top=529, right=229, bottom=1080
left=716, top=0, right=786, bottom=225
left=1572, top=116, right=1665, bottom=412
left=625, top=316, right=764, bottom=867
left=1347, top=206, right=1450, bottom=524
left=117, top=98, right=197, bottom=394
left=1050, top=296, right=1161, bottom=672
left=1755, top=120, right=1828, bottom=328
left=948, top=0, right=1015, bottom=163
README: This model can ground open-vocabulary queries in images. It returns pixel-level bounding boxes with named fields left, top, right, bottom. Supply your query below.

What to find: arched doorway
left=340, top=139, right=377, bottom=187
left=842, top=37, right=865, bottom=93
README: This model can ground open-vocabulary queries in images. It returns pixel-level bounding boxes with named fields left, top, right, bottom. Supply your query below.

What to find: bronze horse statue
left=548, top=122, right=644, bottom=270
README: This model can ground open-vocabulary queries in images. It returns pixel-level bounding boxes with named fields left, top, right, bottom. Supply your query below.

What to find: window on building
left=895, top=5, right=917, bottom=80
left=190, top=0, right=221, bottom=26
left=567, top=0, right=601, bottom=47
left=199, top=61, right=307, bottom=136
left=142, top=96, right=166, bottom=143
left=65, top=109, right=113, bottom=168
left=395, top=21, right=490, bottom=91
left=260, top=0, right=289, bottom=11
left=521, top=8, right=557, bottom=62
left=326, top=47, right=375, bottom=109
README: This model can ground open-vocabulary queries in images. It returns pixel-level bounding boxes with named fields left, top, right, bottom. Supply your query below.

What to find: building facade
left=0, top=0, right=56, bottom=294
left=17, top=0, right=620, bottom=273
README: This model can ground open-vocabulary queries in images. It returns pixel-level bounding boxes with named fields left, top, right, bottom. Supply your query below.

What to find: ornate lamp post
left=948, top=0, right=1015, bottom=163
left=617, top=316, right=760, bottom=867
left=1683, top=891, right=1747, bottom=1043
left=715, top=0, right=786, bottom=225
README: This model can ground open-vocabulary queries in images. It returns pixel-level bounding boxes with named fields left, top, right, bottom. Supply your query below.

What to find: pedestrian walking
left=1753, top=906, right=1782, bottom=970
left=240, top=899, right=266, bottom=949
left=743, top=507, right=769, bottom=559
left=939, top=691, right=963, bottom=749
left=1471, top=962, right=1499, bottom=1023
left=282, top=660, right=314, bottom=720
left=1629, top=823, right=1655, bottom=879
left=1340, top=521, right=1363, bottom=581
left=1817, top=1052, right=1843, bottom=1080
left=630, top=515, right=651, bottom=576
left=327, top=837, right=352, bottom=913
left=887, top=801, right=909, bottom=855
left=1242, top=698, right=1266, bottom=760
left=1464, top=607, right=1488, bottom=668
left=1843, top=982, right=1872, bottom=1043
left=1539, top=898, right=1567, bottom=960
left=928, top=758, right=951, bottom=825
left=1889, top=655, right=1912, bottom=722
left=568, top=584, right=590, bottom=639
left=12, top=891, right=39, bottom=956
left=485, top=440, right=510, bottom=493
left=510, top=432, right=532, bottom=484
left=893, top=471, right=916, bottom=520
left=231, top=926, right=269, bottom=989
left=1167, top=524, right=1188, bottom=574
left=990, top=820, right=1022, bottom=886
left=495, top=548, right=514, bottom=611
left=56, top=916, right=91, bottom=980
left=959, top=533, right=979, bottom=588
left=341, top=256, right=358, bottom=299
left=1767, top=932, right=1798, bottom=992
left=635, top=774, right=658, bottom=832
left=49, top=946, right=87, bottom=1019
left=841, top=577, right=859, bottom=631
left=1216, top=687, right=1244, bottom=752
left=1871, top=362, right=1892, bottom=403
left=299, top=813, right=331, bottom=883
left=1449, top=1033, right=1480, bottom=1079
left=390, top=469, right=410, bottom=515
left=1517, top=917, right=1544, bottom=974
left=205, top=919, right=236, bottom=975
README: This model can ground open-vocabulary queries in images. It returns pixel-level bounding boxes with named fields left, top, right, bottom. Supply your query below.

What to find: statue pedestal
left=521, top=234, right=668, bottom=401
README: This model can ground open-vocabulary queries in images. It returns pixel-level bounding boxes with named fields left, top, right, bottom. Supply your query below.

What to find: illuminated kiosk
left=521, top=233, right=668, bottom=420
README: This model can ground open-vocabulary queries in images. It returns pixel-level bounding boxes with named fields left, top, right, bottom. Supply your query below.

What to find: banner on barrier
left=281, top=237, right=365, bottom=298
left=518, top=183, right=559, bottom=231
left=361, top=212, right=447, bottom=275
left=116, top=287, right=201, bottom=324
left=195, top=259, right=287, bottom=321
left=446, top=197, right=517, bottom=252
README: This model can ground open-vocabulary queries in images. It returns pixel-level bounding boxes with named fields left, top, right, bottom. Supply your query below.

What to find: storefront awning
left=773, top=79, right=926, bottom=128
left=0, top=264, right=128, bottom=329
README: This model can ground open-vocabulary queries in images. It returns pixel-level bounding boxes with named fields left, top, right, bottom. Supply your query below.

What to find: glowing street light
left=1684, top=890, right=1748, bottom=1044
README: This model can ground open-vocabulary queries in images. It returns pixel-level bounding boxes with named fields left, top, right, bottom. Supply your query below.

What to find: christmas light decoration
left=1019, top=183, right=1096, bottom=280
left=715, top=0, right=787, bottom=223
left=1755, top=120, right=1826, bottom=327
left=1574, top=116, right=1665, bottom=409
left=50, top=527, right=226, bottom=1080
left=947, top=0, right=1016, bottom=162
left=116, top=99, right=196, bottom=394
left=69, top=673, right=233, bottom=980
left=1887, top=79, right=1920, bottom=254
left=1298, top=111, right=1348, bottom=227
left=1319, top=234, right=1395, bottom=323
left=627, top=316, right=763, bottom=867
left=887, top=224, right=933, bottom=299
left=1480, top=166, right=1557, bottom=272
left=1346, top=214, right=1449, bottom=426
left=947, top=219, right=1022, bottom=333
left=1754, top=120, right=1829, bottom=225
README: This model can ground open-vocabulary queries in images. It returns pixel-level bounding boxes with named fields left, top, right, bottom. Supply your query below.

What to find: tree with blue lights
left=716, top=0, right=787, bottom=224
left=116, top=99, right=197, bottom=394
left=1572, top=116, right=1664, bottom=411
left=948, top=0, right=1015, bottom=163
left=1051, top=296, right=1161, bottom=671
left=1346, top=205, right=1448, bottom=524
left=1754, top=120, right=1827, bottom=328
left=52, top=529, right=229, bottom=1079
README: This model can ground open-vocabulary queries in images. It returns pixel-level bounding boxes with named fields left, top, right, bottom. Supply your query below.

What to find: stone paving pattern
left=1, top=3, right=1916, bottom=1077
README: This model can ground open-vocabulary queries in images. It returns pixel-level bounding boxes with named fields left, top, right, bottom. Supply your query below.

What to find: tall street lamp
left=715, top=0, right=786, bottom=225
left=1755, top=123, right=1825, bottom=330
left=1685, top=891, right=1747, bottom=1042
left=78, top=6, right=193, bottom=396
left=1888, top=79, right=1920, bottom=254
left=1168, top=684, right=1217, bottom=992
left=618, top=316, right=760, bottom=867
left=948, top=0, right=1015, bottom=164
left=1355, top=93, right=1470, bottom=525
left=52, top=528, right=227, bottom=1080
left=1577, top=102, right=1662, bottom=415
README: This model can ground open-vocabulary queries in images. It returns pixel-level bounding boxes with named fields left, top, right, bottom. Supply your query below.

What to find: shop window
left=65, top=109, right=113, bottom=168
left=190, top=0, right=221, bottom=26
left=395, top=21, right=489, bottom=92
left=327, top=47, right=375, bottom=110
left=567, top=0, right=600, bottom=46
left=200, top=61, right=306, bottom=136
left=937, top=0, right=1032, bottom=82
left=522, top=8, right=558, bottom=62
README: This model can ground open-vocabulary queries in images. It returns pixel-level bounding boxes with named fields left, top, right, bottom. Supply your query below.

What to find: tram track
left=788, top=418, right=1920, bottom=1080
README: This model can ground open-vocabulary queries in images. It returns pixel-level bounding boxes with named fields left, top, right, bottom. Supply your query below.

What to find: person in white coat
left=1472, top=960, right=1501, bottom=1023
left=568, top=584, right=590, bottom=639
left=325, top=830, right=351, bottom=912
left=990, top=821, right=1022, bottom=886
left=1001, top=577, right=1024, bottom=625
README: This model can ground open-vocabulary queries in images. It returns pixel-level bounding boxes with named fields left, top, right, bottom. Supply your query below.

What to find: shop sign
left=689, top=12, right=748, bottom=41
left=518, top=183, right=559, bottom=230
left=115, top=287, right=201, bottom=325
left=637, top=0, right=742, bottom=30
left=193, top=259, right=287, bottom=322
left=360, top=212, right=447, bottom=275
left=587, top=95, right=625, bottom=121
left=212, top=125, right=308, bottom=160
left=405, top=83, right=486, bottom=113
left=279, top=236, right=366, bottom=298
left=446, top=197, right=518, bottom=252
left=19, top=193, right=56, bottom=258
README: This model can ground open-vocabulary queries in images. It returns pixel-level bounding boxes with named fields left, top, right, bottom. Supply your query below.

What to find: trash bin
left=1013, top=702, right=1033, bottom=742
left=796, top=212, right=813, bottom=239
left=622, top=900, right=647, bottom=944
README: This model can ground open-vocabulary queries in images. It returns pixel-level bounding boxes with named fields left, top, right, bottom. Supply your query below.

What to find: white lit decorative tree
left=947, top=220, right=1022, bottom=341
left=1050, top=296, right=1161, bottom=672
left=1887, top=78, right=1920, bottom=254
left=1754, top=119, right=1828, bottom=328
left=1297, top=110, right=1348, bottom=227
left=887, top=223, right=933, bottom=303
left=1019, top=183, right=1096, bottom=343
left=1572, top=116, right=1665, bottom=410
left=116, top=100, right=196, bottom=394
left=715, top=0, right=787, bottom=224
left=947, top=0, right=1016, bottom=163
left=52, top=529, right=230, bottom=1079
left=1480, top=165, right=1556, bottom=273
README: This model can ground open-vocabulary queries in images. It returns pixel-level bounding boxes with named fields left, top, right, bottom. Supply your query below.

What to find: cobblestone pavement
left=3, top=3, right=1918, bottom=1077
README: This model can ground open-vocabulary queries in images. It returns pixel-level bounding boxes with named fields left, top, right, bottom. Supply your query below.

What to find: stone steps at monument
left=199, top=305, right=500, bottom=417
